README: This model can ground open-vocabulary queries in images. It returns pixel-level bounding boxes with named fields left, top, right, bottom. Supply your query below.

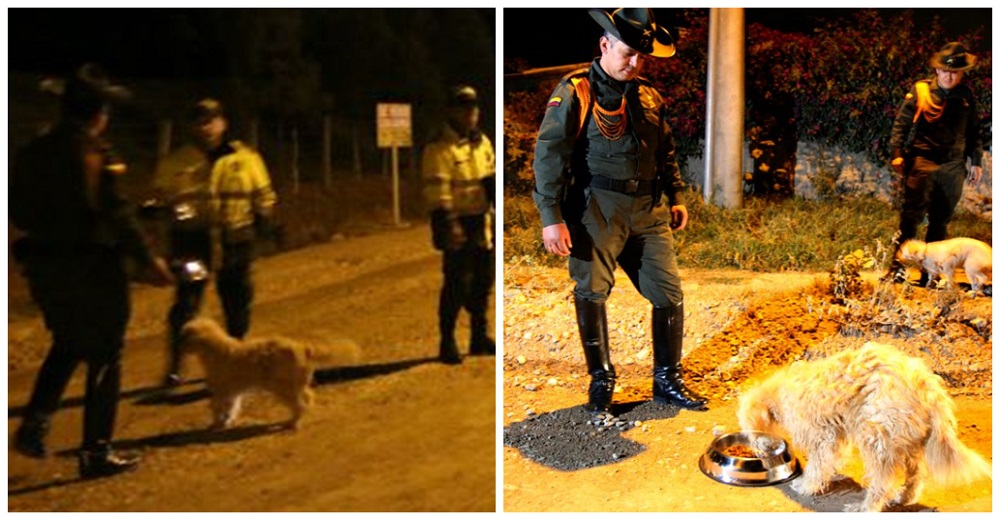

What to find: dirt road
left=7, top=225, right=496, bottom=512
left=502, top=265, right=992, bottom=512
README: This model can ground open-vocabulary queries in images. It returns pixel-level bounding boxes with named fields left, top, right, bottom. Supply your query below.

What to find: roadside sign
left=376, top=103, right=412, bottom=148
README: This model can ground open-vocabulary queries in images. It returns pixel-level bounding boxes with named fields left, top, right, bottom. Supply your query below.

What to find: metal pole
left=704, top=8, right=718, bottom=203
left=392, top=145, right=401, bottom=226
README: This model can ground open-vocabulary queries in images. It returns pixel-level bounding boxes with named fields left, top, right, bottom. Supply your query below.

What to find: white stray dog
left=180, top=318, right=360, bottom=430
left=738, top=342, right=991, bottom=512
left=896, top=238, right=992, bottom=293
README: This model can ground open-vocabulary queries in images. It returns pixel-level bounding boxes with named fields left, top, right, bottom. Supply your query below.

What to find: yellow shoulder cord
left=913, top=82, right=944, bottom=124
left=570, top=77, right=592, bottom=139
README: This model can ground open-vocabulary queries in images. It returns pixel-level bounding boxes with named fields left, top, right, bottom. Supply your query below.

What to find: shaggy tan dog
left=897, top=238, right=992, bottom=293
left=738, top=342, right=991, bottom=512
left=180, top=318, right=360, bottom=429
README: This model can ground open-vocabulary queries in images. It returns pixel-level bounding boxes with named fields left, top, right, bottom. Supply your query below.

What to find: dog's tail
left=305, top=339, right=361, bottom=368
left=924, top=389, right=992, bottom=485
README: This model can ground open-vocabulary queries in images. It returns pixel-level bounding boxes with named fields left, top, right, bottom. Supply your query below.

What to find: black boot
left=439, top=337, right=462, bottom=365
left=14, top=412, right=50, bottom=459
left=469, top=312, right=495, bottom=356
left=575, top=296, right=615, bottom=413
left=438, top=281, right=463, bottom=365
left=78, top=442, right=140, bottom=479
left=652, top=302, right=708, bottom=410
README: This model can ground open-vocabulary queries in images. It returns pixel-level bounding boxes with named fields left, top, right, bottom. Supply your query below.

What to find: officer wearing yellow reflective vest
left=423, top=85, right=496, bottom=364
left=532, top=8, right=707, bottom=413
left=153, top=98, right=277, bottom=385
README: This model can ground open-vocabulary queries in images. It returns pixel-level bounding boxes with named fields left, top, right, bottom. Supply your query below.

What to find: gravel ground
left=502, top=264, right=992, bottom=512
left=8, top=225, right=496, bottom=512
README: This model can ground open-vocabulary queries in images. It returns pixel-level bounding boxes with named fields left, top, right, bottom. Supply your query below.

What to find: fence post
left=249, top=118, right=259, bottom=149
left=353, top=127, right=363, bottom=179
left=291, top=125, right=300, bottom=195
left=157, top=119, right=173, bottom=158
left=323, top=115, right=333, bottom=189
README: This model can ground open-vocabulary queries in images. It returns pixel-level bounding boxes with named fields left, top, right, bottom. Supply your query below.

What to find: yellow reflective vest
left=421, top=125, right=495, bottom=217
left=154, top=140, right=277, bottom=242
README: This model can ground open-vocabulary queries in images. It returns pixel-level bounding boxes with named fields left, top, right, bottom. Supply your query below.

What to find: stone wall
left=794, top=141, right=992, bottom=221
left=679, top=139, right=992, bottom=222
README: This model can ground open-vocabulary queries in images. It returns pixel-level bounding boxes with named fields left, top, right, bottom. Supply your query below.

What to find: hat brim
left=929, top=54, right=977, bottom=72
left=588, top=9, right=675, bottom=58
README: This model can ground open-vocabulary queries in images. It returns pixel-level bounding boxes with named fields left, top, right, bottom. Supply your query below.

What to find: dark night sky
left=8, top=8, right=497, bottom=80
left=504, top=8, right=993, bottom=68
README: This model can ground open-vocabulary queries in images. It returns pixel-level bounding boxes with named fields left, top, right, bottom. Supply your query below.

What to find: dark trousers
left=569, top=188, right=683, bottom=307
left=439, top=243, right=494, bottom=343
left=897, top=157, right=967, bottom=245
left=22, top=249, right=130, bottom=451
left=167, top=241, right=254, bottom=375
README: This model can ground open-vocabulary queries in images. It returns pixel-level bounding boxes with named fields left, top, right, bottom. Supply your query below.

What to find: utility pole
left=704, top=8, right=745, bottom=209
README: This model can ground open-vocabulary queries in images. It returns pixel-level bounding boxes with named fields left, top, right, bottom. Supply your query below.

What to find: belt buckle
left=625, top=179, right=639, bottom=195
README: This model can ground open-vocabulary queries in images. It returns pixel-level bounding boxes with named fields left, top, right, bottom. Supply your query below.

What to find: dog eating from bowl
left=738, top=342, right=991, bottom=512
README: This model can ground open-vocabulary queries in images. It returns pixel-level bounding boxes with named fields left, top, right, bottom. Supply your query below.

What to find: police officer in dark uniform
left=533, top=8, right=707, bottom=413
left=10, top=64, right=173, bottom=478
left=423, top=86, right=497, bottom=364
left=886, top=42, right=983, bottom=285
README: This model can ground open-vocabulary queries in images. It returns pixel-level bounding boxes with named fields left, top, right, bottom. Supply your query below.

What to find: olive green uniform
left=533, top=59, right=686, bottom=307
left=889, top=78, right=982, bottom=246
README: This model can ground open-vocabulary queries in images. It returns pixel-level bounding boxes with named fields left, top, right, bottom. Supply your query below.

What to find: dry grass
left=503, top=188, right=992, bottom=273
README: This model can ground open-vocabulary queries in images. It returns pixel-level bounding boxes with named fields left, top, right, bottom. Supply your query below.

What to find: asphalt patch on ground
left=503, top=400, right=681, bottom=471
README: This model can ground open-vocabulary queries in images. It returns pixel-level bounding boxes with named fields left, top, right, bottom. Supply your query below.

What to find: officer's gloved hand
left=254, top=213, right=276, bottom=241
left=431, top=209, right=465, bottom=251
left=481, top=174, right=496, bottom=207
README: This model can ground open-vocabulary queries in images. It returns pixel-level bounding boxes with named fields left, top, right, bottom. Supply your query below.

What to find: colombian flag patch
left=547, top=97, right=562, bottom=107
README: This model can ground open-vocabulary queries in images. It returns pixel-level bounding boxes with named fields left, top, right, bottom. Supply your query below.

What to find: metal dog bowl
left=699, top=431, right=800, bottom=487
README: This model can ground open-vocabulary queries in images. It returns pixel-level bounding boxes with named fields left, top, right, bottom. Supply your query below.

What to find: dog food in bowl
left=722, top=444, right=758, bottom=459
left=699, top=431, right=800, bottom=487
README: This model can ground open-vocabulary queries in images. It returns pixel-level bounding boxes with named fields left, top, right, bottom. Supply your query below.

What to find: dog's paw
left=790, top=479, right=823, bottom=496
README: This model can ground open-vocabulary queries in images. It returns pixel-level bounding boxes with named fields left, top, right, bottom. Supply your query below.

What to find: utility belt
left=590, top=175, right=657, bottom=197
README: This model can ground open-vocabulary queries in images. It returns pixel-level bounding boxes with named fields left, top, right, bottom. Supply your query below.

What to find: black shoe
left=162, top=373, right=183, bottom=388
left=439, top=339, right=462, bottom=365
left=469, top=336, right=495, bottom=356
left=652, top=368, right=708, bottom=410
left=585, top=371, right=616, bottom=413
left=79, top=448, right=140, bottom=479
left=14, top=415, right=50, bottom=459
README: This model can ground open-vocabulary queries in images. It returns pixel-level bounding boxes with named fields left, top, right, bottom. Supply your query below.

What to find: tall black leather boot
left=575, top=296, right=615, bottom=413
left=652, top=302, right=708, bottom=410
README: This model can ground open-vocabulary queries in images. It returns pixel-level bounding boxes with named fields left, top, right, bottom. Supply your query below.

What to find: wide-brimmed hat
left=64, top=63, right=131, bottom=103
left=589, top=8, right=675, bottom=58
left=929, top=42, right=977, bottom=72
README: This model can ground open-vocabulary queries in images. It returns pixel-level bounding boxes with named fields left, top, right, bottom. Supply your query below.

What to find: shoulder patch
left=547, top=97, right=562, bottom=108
